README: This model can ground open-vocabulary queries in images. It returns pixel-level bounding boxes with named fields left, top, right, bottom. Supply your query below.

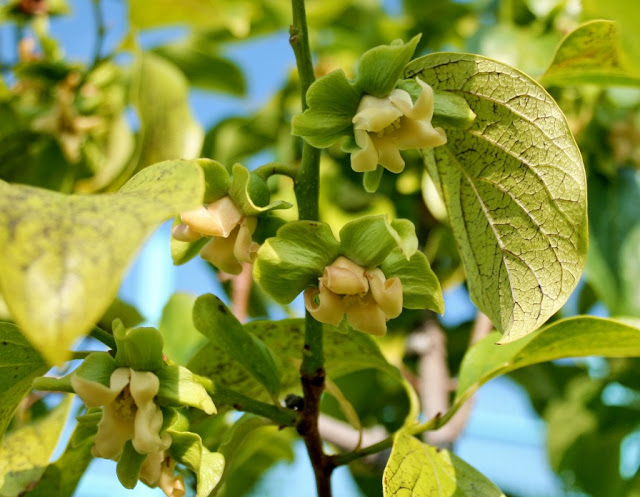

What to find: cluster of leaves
left=1, top=1, right=640, bottom=497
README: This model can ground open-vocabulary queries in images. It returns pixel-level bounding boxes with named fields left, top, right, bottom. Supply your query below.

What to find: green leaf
left=407, top=53, right=588, bottom=341
left=158, top=293, right=205, bottom=365
left=188, top=319, right=410, bottom=406
left=356, top=36, right=420, bottom=97
left=541, top=20, right=640, bottom=87
left=454, top=316, right=640, bottom=410
left=153, top=36, right=246, bottom=95
left=254, top=222, right=340, bottom=304
left=291, top=69, right=361, bottom=149
left=383, top=429, right=505, bottom=497
left=192, top=294, right=280, bottom=398
left=0, top=396, right=72, bottom=497
left=200, top=159, right=231, bottom=203
left=381, top=249, right=444, bottom=313
left=228, top=163, right=291, bottom=215
left=113, top=322, right=164, bottom=372
left=27, top=425, right=93, bottom=497
left=72, top=352, right=117, bottom=388
left=214, top=420, right=295, bottom=497
left=0, top=160, right=204, bottom=365
left=168, top=430, right=225, bottom=497
left=362, top=166, right=384, bottom=193
left=131, top=53, right=204, bottom=171
left=586, top=169, right=640, bottom=316
left=0, top=323, right=48, bottom=438
left=156, top=364, right=216, bottom=414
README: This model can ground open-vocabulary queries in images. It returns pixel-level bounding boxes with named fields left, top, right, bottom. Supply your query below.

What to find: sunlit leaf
left=383, top=430, right=505, bottom=496
left=454, top=317, right=640, bottom=410
left=0, top=160, right=204, bottom=364
left=0, top=322, right=48, bottom=438
left=188, top=319, right=407, bottom=404
left=169, top=430, right=225, bottom=497
left=541, top=20, right=640, bottom=87
left=193, top=294, right=281, bottom=398
left=0, top=396, right=72, bottom=497
left=406, top=53, right=588, bottom=341
left=130, top=53, right=204, bottom=172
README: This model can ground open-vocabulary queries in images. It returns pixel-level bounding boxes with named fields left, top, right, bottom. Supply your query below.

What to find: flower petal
left=351, top=128, right=379, bottom=172
left=372, top=135, right=405, bottom=173
left=200, top=231, right=243, bottom=275
left=353, top=95, right=402, bottom=133
left=171, top=223, right=203, bottom=242
left=392, top=117, right=447, bottom=150
left=180, top=196, right=243, bottom=238
left=304, top=285, right=346, bottom=327
left=366, top=268, right=403, bottom=318
left=321, top=256, right=369, bottom=295
left=72, top=367, right=130, bottom=408
left=139, top=450, right=166, bottom=486
left=234, top=220, right=259, bottom=264
left=345, top=293, right=388, bottom=336
left=129, top=370, right=168, bottom=455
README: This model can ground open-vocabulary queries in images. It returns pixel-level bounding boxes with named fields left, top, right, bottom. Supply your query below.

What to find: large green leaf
left=188, top=319, right=405, bottom=404
left=0, top=322, right=48, bottom=438
left=0, top=396, right=72, bottom=497
left=383, top=430, right=505, bottom=496
left=586, top=169, right=640, bottom=316
left=406, top=53, right=588, bottom=342
left=130, top=53, right=203, bottom=172
left=541, top=20, right=640, bottom=87
left=454, top=317, right=640, bottom=410
left=27, top=428, right=93, bottom=497
left=0, top=160, right=204, bottom=364
left=192, top=294, right=281, bottom=398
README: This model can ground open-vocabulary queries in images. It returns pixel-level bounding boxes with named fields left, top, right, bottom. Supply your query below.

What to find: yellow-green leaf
left=383, top=430, right=505, bottom=496
left=541, top=20, right=640, bottom=87
left=0, top=322, right=48, bottom=438
left=454, top=316, right=640, bottom=410
left=0, top=160, right=204, bottom=365
left=407, top=53, right=588, bottom=341
left=131, top=53, right=204, bottom=171
left=0, top=396, right=72, bottom=497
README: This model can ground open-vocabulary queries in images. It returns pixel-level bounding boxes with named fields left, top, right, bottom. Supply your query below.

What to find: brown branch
left=408, top=311, right=493, bottom=447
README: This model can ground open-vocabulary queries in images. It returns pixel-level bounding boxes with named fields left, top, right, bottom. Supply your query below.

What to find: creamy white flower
left=71, top=368, right=171, bottom=460
left=351, top=78, right=447, bottom=174
left=172, top=195, right=259, bottom=275
left=140, top=451, right=186, bottom=497
left=304, top=256, right=403, bottom=336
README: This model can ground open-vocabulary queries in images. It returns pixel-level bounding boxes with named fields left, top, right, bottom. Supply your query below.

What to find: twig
left=319, top=415, right=387, bottom=454
left=89, top=0, right=106, bottom=71
left=89, top=326, right=116, bottom=349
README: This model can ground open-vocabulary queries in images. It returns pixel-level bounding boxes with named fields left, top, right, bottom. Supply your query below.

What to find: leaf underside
left=406, top=53, right=588, bottom=341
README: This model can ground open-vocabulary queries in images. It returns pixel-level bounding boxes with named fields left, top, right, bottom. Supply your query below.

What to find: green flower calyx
left=304, top=256, right=403, bottom=336
left=351, top=78, right=446, bottom=174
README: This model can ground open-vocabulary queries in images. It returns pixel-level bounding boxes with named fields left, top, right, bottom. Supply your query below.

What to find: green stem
left=89, top=326, right=116, bottom=349
left=253, top=161, right=300, bottom=181
left=90, top=0, right=106, bottom=70
left=213, top=385, right=299, bottom=427
left=32, top=375, right=74, bottom=393
left=290, top=1, right=332, bottom=496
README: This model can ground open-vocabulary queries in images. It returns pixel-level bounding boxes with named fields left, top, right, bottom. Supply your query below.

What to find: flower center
left=113, top=385, right=137, bottom=420
left=376, top=117, right=402, bottom=138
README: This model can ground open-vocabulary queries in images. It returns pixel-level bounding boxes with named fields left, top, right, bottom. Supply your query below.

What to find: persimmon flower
left=71, top=368, right=171, bottom=461
left=304, top=256, right=403, bottom=336
left=172, top=195, right=259, bottom=274
left=351, top=78, right=447, bottom=174
left=140, top=452, right=186, bottom=497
